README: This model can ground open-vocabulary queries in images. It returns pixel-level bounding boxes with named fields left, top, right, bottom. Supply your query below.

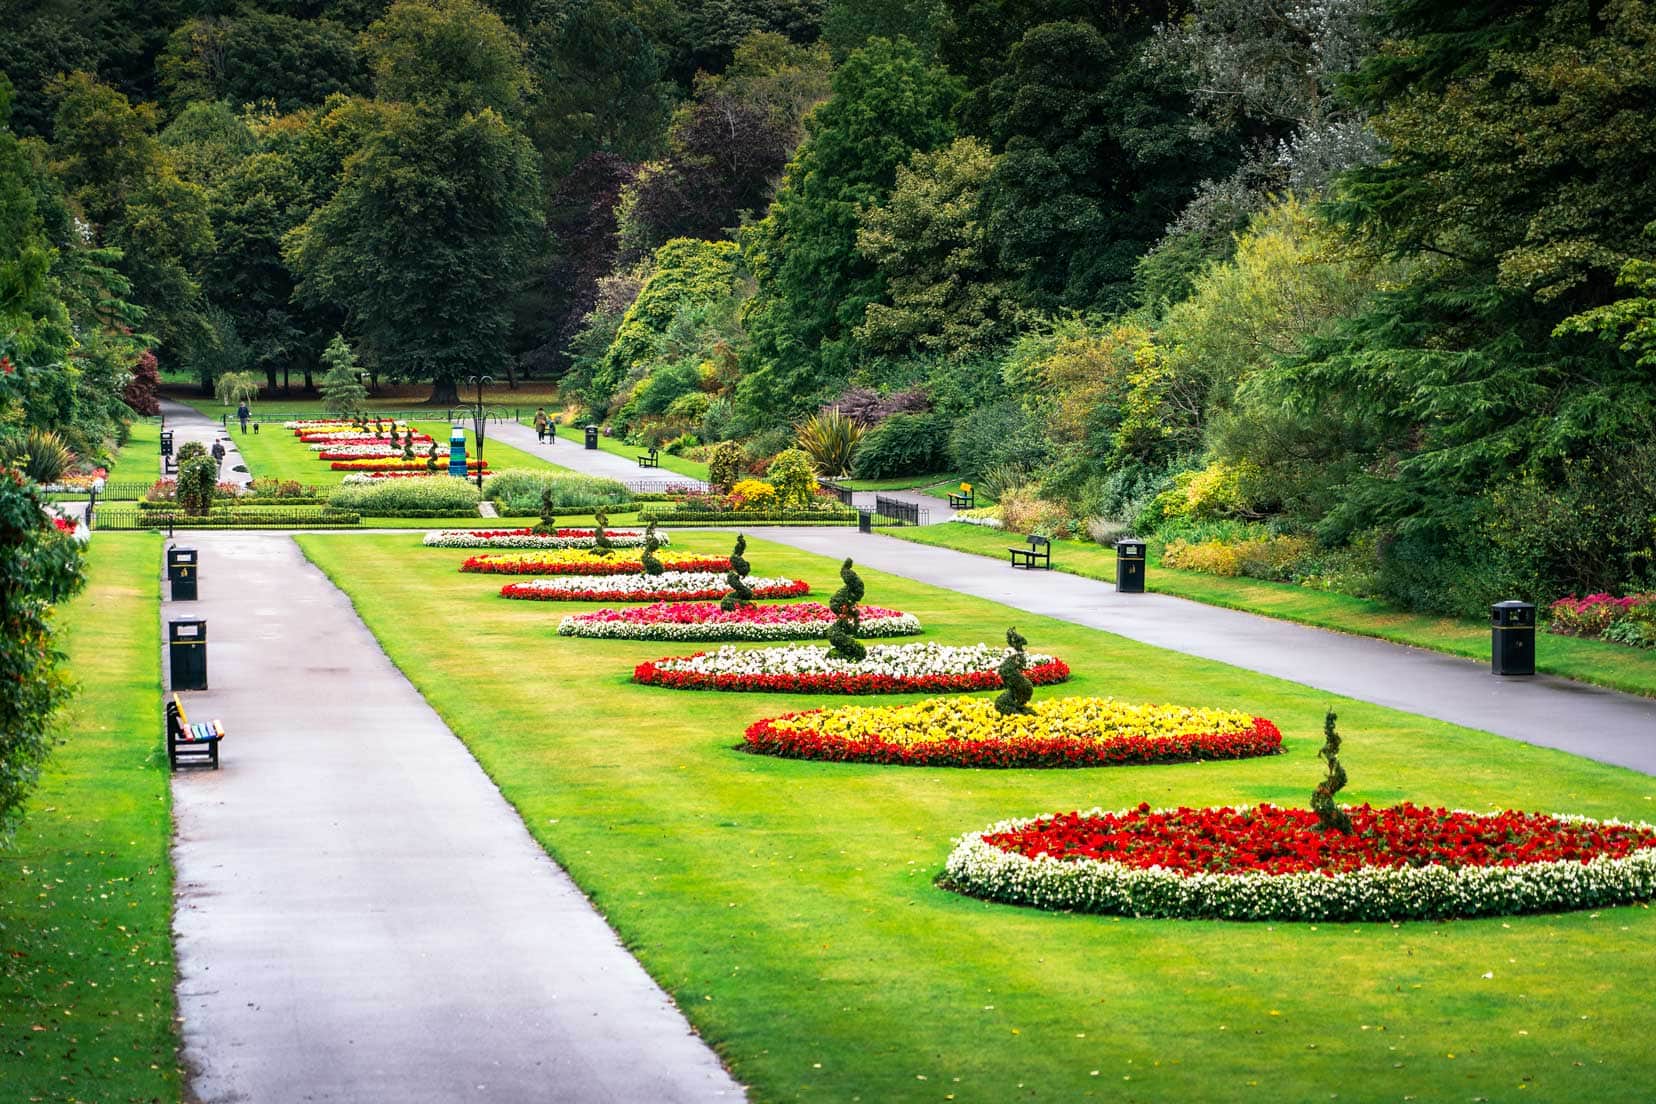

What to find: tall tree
left=736, top=37, right=961, bottom=423
left=158, top=11, right=367, bottom=115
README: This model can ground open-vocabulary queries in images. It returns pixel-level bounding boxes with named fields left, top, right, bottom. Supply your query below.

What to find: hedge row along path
left=165, top=532, right=741, bottom=1103
left=745, top=526, right=1656, bottom=777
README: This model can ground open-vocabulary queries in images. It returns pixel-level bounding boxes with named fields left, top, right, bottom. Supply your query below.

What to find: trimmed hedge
left=328, top=478, right=481, bottom=515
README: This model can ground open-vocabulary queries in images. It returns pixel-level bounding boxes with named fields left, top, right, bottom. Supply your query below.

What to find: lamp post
left=467, top=374, right=492, bottom=491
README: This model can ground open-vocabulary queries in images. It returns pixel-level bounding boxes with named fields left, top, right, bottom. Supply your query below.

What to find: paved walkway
left=165, top=532, right=742, bottom=1103
left=489, top=420, right=710, bottom=489
left=159, top=398, right=252, bottom=488
left=747, top=526, right=1656, bottom=776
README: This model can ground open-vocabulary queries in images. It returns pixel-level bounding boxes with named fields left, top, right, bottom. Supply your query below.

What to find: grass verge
left=888, top=523, right=1656, bottom=699
left=299, top=529, right=1656, bottom=1104
left=550, top=423, right=710, bottom=482
left=0, top=533, right=180, bottom=1102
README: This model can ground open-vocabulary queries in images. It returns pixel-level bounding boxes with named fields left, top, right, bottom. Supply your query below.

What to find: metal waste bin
left=160, top=430, right=174, bottom=457
left=1492, top=600, right=1536, bottom=676
left=169, top=618, right=208, bottom=691
left=167, top=545, right=198, bottom=601
left=1115, top=538, right=1146, bottom=594
left=584, top=425, right=599, bottom=450
left=858, top=510, right=872, bottom=534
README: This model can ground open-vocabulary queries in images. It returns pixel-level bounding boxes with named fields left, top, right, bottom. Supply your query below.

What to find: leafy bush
left=176, top=440, right=208, bottom=464
left=996, top=483, right=1076, bottom=539
left=707, top=440, right=745, bottom=492
left=730, top=479, right=777, bottom=508
left=795, top=408, right=863, bottom=477
left=328, top=477, right=481, bottom=516
left=1548, top=593, right=1656, bottom=647
left=831, top=385, right=930, bottom=426
left=481, top=470, right=630, bottom=514
left=0, top=467, right=84, bottom=838
left=849, top=413, right=948, bottom=479
left=767, top=448, right=817, bottom=508
left=177, top=456, right=218, bottom=515
left=1162, top=535, right=1313, bottom=581
left=1150, top=460, right=1264, bottom=522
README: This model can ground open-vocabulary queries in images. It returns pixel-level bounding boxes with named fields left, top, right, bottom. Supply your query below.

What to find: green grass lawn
left=106, top=420, right=162, bottom=487
left=549, top=423, right=710, bottom=483
left=298, top=529, right=1656, bottom=1104
left=227, top=420, right=557, bottom=487
left=891, top=523, right=1656, bottom=700
left=840, top=471, right=976, bottom=500
left=0, top=533, right=180, bottom=1103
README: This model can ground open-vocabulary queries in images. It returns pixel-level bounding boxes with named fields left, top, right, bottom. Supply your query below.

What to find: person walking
left=533, top=407, right=549, bottom=444
left=237, top=400, right=250, bottom=433
left=210, top=438, right=227, bottom=477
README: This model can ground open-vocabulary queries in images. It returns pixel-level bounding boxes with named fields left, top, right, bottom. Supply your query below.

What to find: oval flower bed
left=334, top=458, right=486, bottom=472
left=743, top=696, right=1280, bottom=768
left=636, top=642, right=1071, bottom=694
left=423, top=527, right=665, bottom=550
left=557, top=601, right=922, bottom=641
left=944, top=803, right=1656, bottom=921
left=503, top=572, right=809, bottom=602
left=461, top=550, right=728, bottom=576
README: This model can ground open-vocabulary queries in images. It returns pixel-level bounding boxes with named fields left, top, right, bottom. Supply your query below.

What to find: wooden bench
left=166, top=693, right=224, bottom=770
left=637, top=448, right=660, bottom=468
left=1009, top=534, right=1052, bottom=570
left=947, top=490, right=974, bottom=510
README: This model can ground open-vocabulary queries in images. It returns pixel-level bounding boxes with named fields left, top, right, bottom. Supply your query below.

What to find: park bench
left=638, top=447, right=660, bottom=468
left=166, top=693, right=224, bottom=770
left=1009, top=534, right=1052, bottom=570
left=947, top=489, right=975, bottom=510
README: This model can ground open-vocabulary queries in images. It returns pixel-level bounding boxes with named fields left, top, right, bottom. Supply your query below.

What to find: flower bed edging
left=423, top=527, right=667, bottom=550
left=503, top=573, right=810, bottom=602
left=635, top=643, right=1071, bottom=694
left=462, top=552, right=729, bottom=575
left=556, top=601, right=922, bottom=641
left=943, top=804, right=1656, bottom=921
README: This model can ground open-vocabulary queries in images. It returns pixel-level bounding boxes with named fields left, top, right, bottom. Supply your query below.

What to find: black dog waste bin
left=169, top=619, right=208, bottom=691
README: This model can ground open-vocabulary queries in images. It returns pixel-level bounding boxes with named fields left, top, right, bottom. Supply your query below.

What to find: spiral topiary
left=532, top=488, right=556, bottom=536
left=641, top=520, right=665, bottom=575
left=1311, top=710, right=1352, bottom=833
left=993, top=627, right=1034, bottom=715
left=402, top=431, right=414, bottom=461
left=719, top=533, right=754, bottom=611
left=591, top=508, right=614, bottom=556
left=827, top=557, right=866, bottom=660
left=425, top=441, right=439, bottom=472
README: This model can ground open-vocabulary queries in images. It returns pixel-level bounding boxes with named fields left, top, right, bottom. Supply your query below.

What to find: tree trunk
left=428, top=378, right=459, bottom=405
left=302, top=368, right=314, bottom=393
left=264, top=365, right=279, bottom=394
left=282, top=364, right=290, bottom=394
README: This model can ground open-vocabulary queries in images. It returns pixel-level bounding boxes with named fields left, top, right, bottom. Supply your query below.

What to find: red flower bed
left=638, top=657, right=1072, bottom=695
left=743, top=714, right=1282, bottom=768
left=331, top=459, right=487, bottom=471
left=461, top=554, right=732, bottom=576
left=983, top=803, right=1656, bottom=876
left=501, top=578, right=811, bottom=602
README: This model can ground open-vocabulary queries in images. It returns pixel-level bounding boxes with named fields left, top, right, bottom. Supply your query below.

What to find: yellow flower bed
left=744, top=695, right=1284, bottom=768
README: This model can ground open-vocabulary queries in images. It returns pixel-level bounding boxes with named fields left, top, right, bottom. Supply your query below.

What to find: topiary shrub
left=849, top=413, right=948, bottom=479
left=177, top=455, right=218, bottom=516
left=533, top=489, right=556, bottom=536
left=767, top=448, right=817, bottom=509
left=827, top=557, right=865, bottom=660
left=708, top=440, right=745, bottom=493
left=640, top=520, right=665, bottom=575
left=1311, top=710, right=1352, bottom=833
left=720, top=533, right=753, bottom=610
left=176, top=440, right=208, bottom=464
left=426, top=442, right=439, bottom=472
left=993, top=627, right=1034, bottom=715
left=402, top=432, right=415, bottom=461
left=592, top=508, right=614, bottom=556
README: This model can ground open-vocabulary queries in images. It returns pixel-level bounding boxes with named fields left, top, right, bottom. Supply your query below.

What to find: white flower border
left=558, top=609, right=923, bottom=641
left=422, top=530, right=666, bottom=549
left=943, top=805, right=1656, bottom=922
left=647, top=642, right=1056, bottom=678
left=505, top=572, right=803, bottom=598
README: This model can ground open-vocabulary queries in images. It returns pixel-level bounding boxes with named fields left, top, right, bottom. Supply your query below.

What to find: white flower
left=647, top=642, right=1055, bottom=678
left=506, top=573, right=804, bottom=598
left=423, top=529, right=669, bottom=549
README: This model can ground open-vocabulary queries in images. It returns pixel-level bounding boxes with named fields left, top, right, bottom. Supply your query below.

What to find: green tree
left=736, top=38, right=961, bottom=424
left=363, top=0, right=533, bottom=122
left=319, top=333, right=367, bottom=419
left=854, top=136, right=1019, bottom=358
left=287, top=103, right=542, bottom=403
left=158, top=11, right=366, bottom=115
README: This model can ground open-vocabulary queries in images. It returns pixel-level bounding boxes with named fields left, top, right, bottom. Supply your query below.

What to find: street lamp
left=467, top=374, right=492, bottom=491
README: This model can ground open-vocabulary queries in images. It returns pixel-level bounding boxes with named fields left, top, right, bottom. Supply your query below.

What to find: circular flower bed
left=944, top=803, right=1656, bottom=921
left=503, top=572, right=809, bottom=602
left=423, top=527, right=665, bottom=550
left=461, top=551, right=729, bottom=576
left=636, top=642, right=1071, bottom=694
left=557, top=601, right=922, bottom=641
left=744, top=696, right=1280, bottom=767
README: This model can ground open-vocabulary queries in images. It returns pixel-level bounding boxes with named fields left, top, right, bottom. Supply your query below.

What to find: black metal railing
left=819, top=479, right=855, bottom=507
left=873, top=495, right=928, bottom=526
left=94, top=508, right=362, bottom=532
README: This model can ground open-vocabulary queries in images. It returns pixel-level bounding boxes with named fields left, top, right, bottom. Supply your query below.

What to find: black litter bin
left=858, top=510, right=872, bottom=534
left=167, top=545, right=198, bottom=601
left=1491, top=600, right=1536, bottom=676
left=584, top=424, right=599, bottom=450
left=1115, top=538, right=1146, bottom=594
left=160, top=430, right=174, bottom=457
left=169, top=618, right=208, bottom=691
